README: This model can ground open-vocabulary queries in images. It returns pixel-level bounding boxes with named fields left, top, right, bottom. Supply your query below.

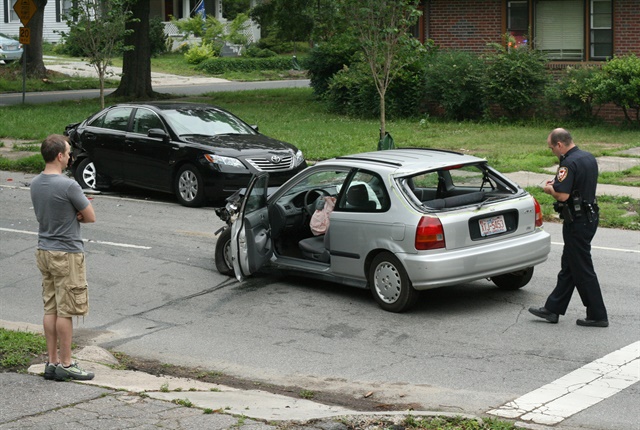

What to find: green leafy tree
left=339, top=0, right=422, bottom=140
left=62, top=0, right=135, bottom=108
left=483, top=36, right=548, bottom=119
left=593, top=54, right=640, bottom=125
left=222, top=0, right=250, bottom=20
left=250, top=0, right=314, bottom=46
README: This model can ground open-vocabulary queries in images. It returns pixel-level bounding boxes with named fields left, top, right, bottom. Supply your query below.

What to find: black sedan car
left=65, top=102, right=307, bottom=207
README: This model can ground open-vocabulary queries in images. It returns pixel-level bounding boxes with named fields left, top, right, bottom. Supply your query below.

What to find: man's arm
left=543, top=180, right=570, bottom=202
left=77, top=202, right=96, bottom=223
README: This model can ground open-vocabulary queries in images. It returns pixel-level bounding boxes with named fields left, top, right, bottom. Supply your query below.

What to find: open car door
left=231, top=173, right=272, bottom=281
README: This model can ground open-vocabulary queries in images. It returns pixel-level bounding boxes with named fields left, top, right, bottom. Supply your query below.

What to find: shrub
left=424, top=50, right=486, bottom=120
left=325, top=62, right=377, bottom=117
left=196, top=56, right=306, bottom=74
left=553, top=66, right=602, bottom=122
left=592, top=54, right=640, bottom=125
left=184, top=43, right=216, bottom=65
left=483, top=39, right=549, bottom=119
left=306, top=38, right=359, bottom=96
left=149, top=17, right=168, bottom=57
left=325, top=52, right=427, bottom=120
left=244, top=45, right=277, bottom=58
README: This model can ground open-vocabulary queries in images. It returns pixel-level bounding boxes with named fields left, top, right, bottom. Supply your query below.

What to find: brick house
left=411, top=0, right=640, bottom=122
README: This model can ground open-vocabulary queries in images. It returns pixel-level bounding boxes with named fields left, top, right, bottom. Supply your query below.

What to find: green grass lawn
left=1, top=87, right=638, bottom=229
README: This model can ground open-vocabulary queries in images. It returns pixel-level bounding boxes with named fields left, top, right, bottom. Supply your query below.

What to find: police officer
left=529, top=128, right=608, bottom=327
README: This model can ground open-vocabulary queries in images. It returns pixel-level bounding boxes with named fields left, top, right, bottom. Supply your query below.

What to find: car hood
left=181, top=133, right=298, bottom=155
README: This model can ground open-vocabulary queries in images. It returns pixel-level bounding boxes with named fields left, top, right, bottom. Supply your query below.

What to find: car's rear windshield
left=398, top=162, right=520, bottom=211
left=163, top=108, right=257, bottom=137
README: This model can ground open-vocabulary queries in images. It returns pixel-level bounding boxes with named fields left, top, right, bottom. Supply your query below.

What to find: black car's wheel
left=369, top=252, right=418, bottom=313
left=175, top=164, right=205, bottom=207
left=491, top=267, right=534, bottom=290
left=75, top=158, right=97, bottom=190
left=214, top=227, right=235, bottom=276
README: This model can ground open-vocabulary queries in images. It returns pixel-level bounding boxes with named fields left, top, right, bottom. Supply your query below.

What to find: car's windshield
left=282, top=170, right=350, bottom=198
left=163, top=108, right=256, bottom=137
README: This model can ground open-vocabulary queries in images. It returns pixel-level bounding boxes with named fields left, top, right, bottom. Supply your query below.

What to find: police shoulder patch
left=557, top=167, right=568, bottom=182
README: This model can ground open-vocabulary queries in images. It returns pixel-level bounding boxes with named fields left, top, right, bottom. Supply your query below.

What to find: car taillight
left=533, top=197, right=543, bottom=227
left=415, top=216, right=445, bottom=250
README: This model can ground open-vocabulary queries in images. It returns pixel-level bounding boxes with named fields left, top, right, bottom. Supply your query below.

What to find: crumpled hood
left=181, top=133, right=298, bottom=157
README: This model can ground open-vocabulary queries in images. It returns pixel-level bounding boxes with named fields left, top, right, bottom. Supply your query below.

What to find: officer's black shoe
left=528, top=307, right=559, bottom=323
left=576, top=318, right=609, bottom=327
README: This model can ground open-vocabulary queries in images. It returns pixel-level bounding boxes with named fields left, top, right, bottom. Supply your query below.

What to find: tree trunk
left=379, top=89, right=386, bottom=139
left=111, top=0, right=155, bottom=99
left=26, top=0, right=47, bottom=78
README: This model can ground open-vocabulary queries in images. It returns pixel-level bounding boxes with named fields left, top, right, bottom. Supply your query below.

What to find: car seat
left=298, top=227, right=331, bottom=263
left=346, top=184, right=376, bottom=210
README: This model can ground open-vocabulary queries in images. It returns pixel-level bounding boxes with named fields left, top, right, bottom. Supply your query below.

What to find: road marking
left=551, top=241, right=640, bottom=254
left=0, top=227, right=151, bottom=250
left=487, top=341, right=640, bottom=425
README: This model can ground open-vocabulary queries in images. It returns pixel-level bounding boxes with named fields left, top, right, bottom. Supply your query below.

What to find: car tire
left=491, top=267, right=534, bottom=290
left=369, top=252, right=419, bottom=313
left=175, top=164, right=205, bottom=207
left=214, top=227, right=235, bottom=277
left=75, top=158, right=98, bottom=190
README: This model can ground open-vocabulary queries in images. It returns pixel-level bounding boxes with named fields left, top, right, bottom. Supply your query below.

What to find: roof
left=322, top=148, right=486, bottom=176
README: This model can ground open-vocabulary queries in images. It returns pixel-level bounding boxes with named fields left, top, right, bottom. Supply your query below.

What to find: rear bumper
left=0, top=50, right=22, bottom=61
left=399, top=229, right=551, bottom=290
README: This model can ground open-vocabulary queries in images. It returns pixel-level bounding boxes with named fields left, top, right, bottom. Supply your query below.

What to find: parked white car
left=0, top=34, right=22, bottom=64
left=215, top=149, right=551, bottom=312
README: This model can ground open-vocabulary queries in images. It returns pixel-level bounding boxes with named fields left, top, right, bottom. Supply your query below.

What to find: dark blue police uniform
left=544, top=146, right=607, bottom=321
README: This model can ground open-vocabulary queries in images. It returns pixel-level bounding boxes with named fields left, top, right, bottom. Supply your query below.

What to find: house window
left=507, top=1, right=529, bottom=47
left=57, top=0, right=75, bottom=22
left=535, top=0, right=584, bottom=60
left=590, top=0, right=612, bottom=59
left=7, top=0, right=20, bottom=23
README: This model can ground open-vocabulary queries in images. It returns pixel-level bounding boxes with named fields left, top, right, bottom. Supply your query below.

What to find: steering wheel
left=303, top=188, right=330, bottom=216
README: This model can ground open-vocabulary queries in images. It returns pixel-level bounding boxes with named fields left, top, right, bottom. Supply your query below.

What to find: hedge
left=196, top=55, right=309, bottom=74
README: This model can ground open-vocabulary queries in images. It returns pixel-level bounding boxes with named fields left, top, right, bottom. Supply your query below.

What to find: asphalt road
left=0, top=79, right=312, bottom=106
left=1, top=178, right=639, bottom=430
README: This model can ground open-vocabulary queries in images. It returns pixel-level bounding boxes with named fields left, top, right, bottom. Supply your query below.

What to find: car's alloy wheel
left=75, top=158, right=97, bottom=190
left=214, top=227, right=235, bottom=276
left=369, top=252, right=418, bottom=313
left=175, top=164, right=204, bottom=207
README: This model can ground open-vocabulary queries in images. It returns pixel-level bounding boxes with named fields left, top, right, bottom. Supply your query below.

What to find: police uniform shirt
left=553, top=146, right=598, bottom=204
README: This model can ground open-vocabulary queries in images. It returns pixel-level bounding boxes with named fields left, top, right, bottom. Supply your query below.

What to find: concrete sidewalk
left=0, top=320, right=473, bottom=430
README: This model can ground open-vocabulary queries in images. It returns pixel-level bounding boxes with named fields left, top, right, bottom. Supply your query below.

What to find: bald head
left=548, top=128, right=573, bottom=147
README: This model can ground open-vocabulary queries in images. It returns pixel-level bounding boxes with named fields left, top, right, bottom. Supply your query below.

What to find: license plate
left=479, top=215, right=507, bottom=237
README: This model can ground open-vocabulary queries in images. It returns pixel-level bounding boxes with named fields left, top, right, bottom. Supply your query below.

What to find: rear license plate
left=479, top=215, right=507, bottom=237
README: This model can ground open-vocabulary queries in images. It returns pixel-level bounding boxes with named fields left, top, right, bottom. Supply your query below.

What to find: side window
left=244, top=174, right=268, bottom=215
left=132, top=109, right=164, bottom=135
left=337, top=170, right=389, bottom=212
left=100, top=108, right=133, bottom=132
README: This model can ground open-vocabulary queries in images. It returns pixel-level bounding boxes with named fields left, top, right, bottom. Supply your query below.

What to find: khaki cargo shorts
left=36, top=250, right=89, bottom=317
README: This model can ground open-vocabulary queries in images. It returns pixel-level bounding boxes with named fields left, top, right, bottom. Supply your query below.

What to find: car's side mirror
left=251, top=125, right=259, bottom=132
left=148, top=128, right=169, bottom=141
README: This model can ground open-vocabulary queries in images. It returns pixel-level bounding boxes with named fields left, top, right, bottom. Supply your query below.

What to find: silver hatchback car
left=215, top=148, right=551, bottom=312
